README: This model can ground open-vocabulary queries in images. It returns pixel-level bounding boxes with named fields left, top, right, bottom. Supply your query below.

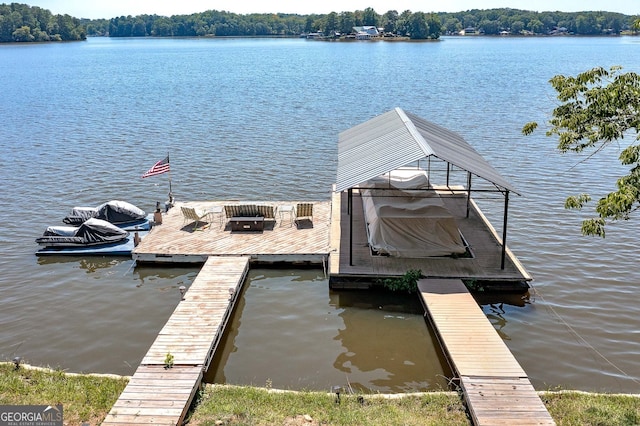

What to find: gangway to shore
left=418, top=278, right=555, bottom=426
left=102, top=256, right=249, bottom=426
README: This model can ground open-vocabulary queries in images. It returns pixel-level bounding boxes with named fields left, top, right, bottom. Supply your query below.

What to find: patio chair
left=181, top=206, right=208, bottom=231
left=256, top=204, right=275, bottom=220
left=295, top=203, right=313, bottom=227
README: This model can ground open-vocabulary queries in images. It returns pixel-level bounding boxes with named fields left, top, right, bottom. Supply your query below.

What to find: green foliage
left=3, top=5, right=638, bottom=41
left=93, top=8, right=636, bottom=38
left=462, top=278, right=485, bottom=292
left=378, top=269, right=422, bottom=293
left=564, top=194, right=591, bottom=210
left=164, top=352, right=174, bottom=369
left=523, top=66, right=640, bottom=237
left=0, top=3, right=86, bottom=42
left=107, top=11, right=312, bottom=37
left=406, top=12, right=442, bottom=39
left=438, top=8, right=634, bottom=35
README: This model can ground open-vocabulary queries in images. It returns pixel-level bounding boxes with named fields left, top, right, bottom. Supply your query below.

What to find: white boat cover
left=361, top=171, right=466, bottom=258
left=63, top=200, right=146, bottom=225
left=365, top=169, right=433, bottom=191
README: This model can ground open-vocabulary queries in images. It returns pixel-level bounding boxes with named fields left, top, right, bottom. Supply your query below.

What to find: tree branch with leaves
left=522, top=66, right=640, bottom=237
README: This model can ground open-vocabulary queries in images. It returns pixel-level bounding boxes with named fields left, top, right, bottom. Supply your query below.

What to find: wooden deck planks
left=133, top=201, right=331, bottom=263
left=419, top=278, right=525, bottom=378
left=462, top=377, right=555, bottom=425
left=103, top=256, right=249, bottom=426
left=418, top=279, right=554, bottom=425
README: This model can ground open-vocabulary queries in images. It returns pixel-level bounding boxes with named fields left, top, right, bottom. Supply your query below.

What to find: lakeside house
left=353, top=25, right=380, bottom=40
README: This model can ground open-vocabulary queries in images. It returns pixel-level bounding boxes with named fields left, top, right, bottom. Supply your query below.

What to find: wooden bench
left=224, top=204, right=275, bottom=218
left=223, top=205, right=275, bottom=230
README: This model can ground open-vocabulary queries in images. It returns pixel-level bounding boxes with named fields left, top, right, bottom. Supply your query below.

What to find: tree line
left=1, top=3, right=638, bottom=43
left=95, top=8, right=637, bottom=38
left=92, top=9, right=442, bottom=39
left=88, top=8, right=639, bottom=38
left=439, top=8, right=631, bottom=35
left=0, top=3, right=85, bottom=42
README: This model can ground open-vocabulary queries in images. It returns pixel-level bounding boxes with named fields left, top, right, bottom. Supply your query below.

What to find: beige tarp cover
left=361, top=171, right=466, bottom=258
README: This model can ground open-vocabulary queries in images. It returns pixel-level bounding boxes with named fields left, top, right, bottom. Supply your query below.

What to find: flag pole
left=167, top=152, right=174, bottom=206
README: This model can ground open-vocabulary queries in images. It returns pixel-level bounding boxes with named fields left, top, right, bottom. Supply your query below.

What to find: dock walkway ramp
left=103, top=256, right=250, bottom=425
left=418, top=278, right=555, bottom=425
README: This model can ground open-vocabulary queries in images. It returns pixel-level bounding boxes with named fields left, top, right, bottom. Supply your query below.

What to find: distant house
left=353, top=26, right=379, bottom=39
left=461, top=27, right=476, bottom=35
left=548, top=26, right=568, bottom=35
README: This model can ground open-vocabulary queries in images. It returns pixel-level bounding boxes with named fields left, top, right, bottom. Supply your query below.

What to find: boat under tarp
left=35, top=218, right=144, bottom=256
left=35, top=235, right=140, bottom=256
left=37, top=218, right=129, bottom=247
left=62, top=200, right=150, bottom=230
left=361, top=170, right=467, bottom=258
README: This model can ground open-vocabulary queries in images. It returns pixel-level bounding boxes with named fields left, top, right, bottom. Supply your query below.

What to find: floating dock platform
left=134, top=195, right=530, bottom=287
left=133, top=201, right=331, bottom=265
left=418, top=278, right=554, bottom=425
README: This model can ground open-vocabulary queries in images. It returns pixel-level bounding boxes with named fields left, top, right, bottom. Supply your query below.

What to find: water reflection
left=133, top=264, right=199, bottom=290
left=475, top=292, right=531, bottom=341
left=473, top=292, right=531, bottom=340
left=207, top=270, right=451, bottom=393
left=331, top=305, right=451, bottom=392
left=36, top=255, right=125, bottom=273
left=207, top=287, right=246, bottom=384
left=5, top=257, right=199, bottom=376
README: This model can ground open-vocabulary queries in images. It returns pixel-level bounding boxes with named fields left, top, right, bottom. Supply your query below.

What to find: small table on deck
left=278, top=205, right=294, bottom=227
left=207, top=206, right=224, bottom=228
left=230, top=216, right=264, bottom=232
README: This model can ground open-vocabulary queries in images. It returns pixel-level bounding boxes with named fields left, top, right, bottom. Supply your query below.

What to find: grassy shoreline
left=1, top=363, right=638, bottom=425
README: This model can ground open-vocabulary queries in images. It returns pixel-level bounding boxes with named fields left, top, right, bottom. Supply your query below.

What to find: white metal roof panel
left=335, top=107, right=518, bottom=194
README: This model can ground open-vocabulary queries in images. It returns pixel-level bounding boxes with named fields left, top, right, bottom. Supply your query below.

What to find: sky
left=30, top=1, right=638, bottom=19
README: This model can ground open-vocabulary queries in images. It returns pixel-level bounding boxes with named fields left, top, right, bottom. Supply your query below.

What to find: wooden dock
left=102, top=256, right=250, bottom=426
left=133, top=201, right=331, bottom=264
left=134, top=195, right=530, bottom=289
left=418, top=278, right=555, bottom=426
left=329, top=188, right=531, bottom=287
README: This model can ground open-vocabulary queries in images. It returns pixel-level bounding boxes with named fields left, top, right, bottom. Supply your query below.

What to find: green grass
left=186, top=384, right=469, bottom=425
left=0, top=363, right=128, bottom=425
left=1, top=363, right=639, bottom=426
left=543, top=391, right=640, bottom=426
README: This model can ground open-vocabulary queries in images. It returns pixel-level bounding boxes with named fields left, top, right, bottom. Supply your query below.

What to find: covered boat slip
left=331, top=107, right=530, bottom=285
left=329, top=188, right=530, bottom=284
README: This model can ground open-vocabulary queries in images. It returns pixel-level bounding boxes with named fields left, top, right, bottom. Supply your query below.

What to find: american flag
left=141, top=155, right=170, bottom=178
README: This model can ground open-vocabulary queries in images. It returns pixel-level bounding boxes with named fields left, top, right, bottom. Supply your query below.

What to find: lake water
left=1, top=36, right=639, bottom=394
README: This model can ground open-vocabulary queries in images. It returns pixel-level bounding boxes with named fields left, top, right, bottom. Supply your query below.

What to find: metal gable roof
left=335, top=107, right=519, bottom=194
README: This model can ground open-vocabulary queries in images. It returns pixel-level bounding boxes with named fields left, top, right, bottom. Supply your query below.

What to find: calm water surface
left=1, top=36, right=639, bottom=393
